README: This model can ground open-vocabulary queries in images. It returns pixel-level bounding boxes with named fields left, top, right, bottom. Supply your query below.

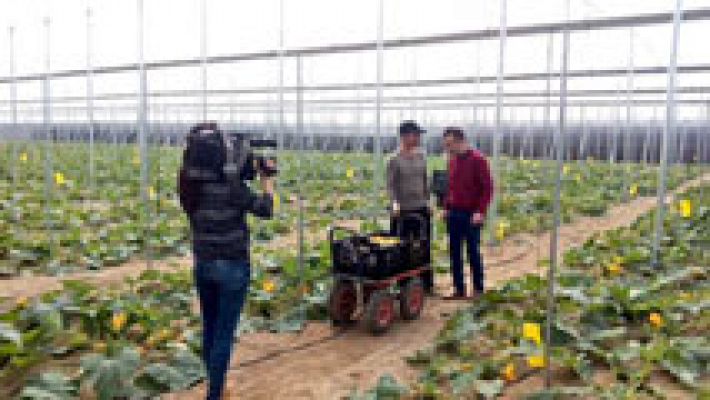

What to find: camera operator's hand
left=259, top=159, right=276, bottom=195
left=260, top=176, right=274, bottom=195
left=391, top=201, right=401, bottom=217
left=263, top=158, right=277, bottom=171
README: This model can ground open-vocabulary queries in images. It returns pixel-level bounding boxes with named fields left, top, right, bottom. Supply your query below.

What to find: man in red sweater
left=442, top=127, right=494, bottom=299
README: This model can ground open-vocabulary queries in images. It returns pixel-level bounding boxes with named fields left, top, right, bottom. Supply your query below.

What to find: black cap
left=399, top=120, right=425, bottom=136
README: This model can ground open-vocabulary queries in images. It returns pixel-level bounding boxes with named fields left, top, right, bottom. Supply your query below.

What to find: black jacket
left=179, top=169, right=273, bottom=261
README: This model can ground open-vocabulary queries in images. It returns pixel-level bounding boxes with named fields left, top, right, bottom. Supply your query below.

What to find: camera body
left=431, top=170, right=448, bottom=207
left=223, top=132, right=278, bottom=181
left=183, top=122, right=278, bottom=182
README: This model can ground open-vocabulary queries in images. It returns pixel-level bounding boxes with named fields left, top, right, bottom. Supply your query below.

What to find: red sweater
left=445, top=149, right=494, bottom=215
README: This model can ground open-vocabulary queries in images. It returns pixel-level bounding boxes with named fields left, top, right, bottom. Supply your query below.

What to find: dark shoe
left=443, top=293, right=469, bottom=300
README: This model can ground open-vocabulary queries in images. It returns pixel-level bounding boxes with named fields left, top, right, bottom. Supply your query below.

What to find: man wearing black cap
left=386, top=120, right=434, bottom=295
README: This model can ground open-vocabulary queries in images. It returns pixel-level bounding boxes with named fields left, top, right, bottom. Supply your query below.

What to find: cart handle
left=392, top=212, right=428, bottom=241
left=327, top=225, right=359, bottom=244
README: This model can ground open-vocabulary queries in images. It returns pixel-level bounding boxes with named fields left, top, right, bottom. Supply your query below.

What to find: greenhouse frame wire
left=2, top=6, right=710, bottom=83
left=3, top=64, right=710, bottom=104
left=0, top=1, right=709, bottom=388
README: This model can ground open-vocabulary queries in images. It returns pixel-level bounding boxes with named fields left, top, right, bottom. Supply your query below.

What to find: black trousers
left=390, top=208, right=433, bottom=292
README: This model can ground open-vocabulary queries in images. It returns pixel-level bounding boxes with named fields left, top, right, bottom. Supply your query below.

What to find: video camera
left=431, top=170, right=448, bottom=207
left=183, top=122, right=278, bottom=182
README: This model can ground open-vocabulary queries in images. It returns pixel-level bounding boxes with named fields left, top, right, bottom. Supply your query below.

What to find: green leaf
left=451, top=369, right=481, bottom=395
left=370, top=374, right=407, bottom=399
left=475, top=379, right=503, bottom=399
left=0, top=322, right=22, bottom=346
left=20, top=372, right=77, bottom=400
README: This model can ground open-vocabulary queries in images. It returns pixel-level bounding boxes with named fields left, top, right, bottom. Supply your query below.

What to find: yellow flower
left=16, top=297, right=29, bottom=309
left=148, top=186, right=156, bottom=201
left=300, top=285, right=311, bottom=296
left=273, top=193, right=281, bottom=212
left=679, top=200, right=692, bottom=218
left=523, top=322, right=542, bottom=345
left=575, top=174, right=582, bottom=183
left=502, top=362, right=516, bottom=382
left=495, top=221, right=509, bottom=242
left=54, top=172, right=66, bottom=186
left=527, top=355, right=545, bottom=369
left=649, top=312, right=663, bottom=328
left=262, top=279, right=276, bottom=294
left=346, top=167, right=355, bottom=179
left=111, top=312, right=128, bottom=332
left=629, top=184, right=638, bottom=197
left=158, top=328, right=171, bottom=341
left=606, top=262, right=623, bottom=276
left=20, top=152, right=28, bottom=162
left=563, top=165, right=570, bottom=175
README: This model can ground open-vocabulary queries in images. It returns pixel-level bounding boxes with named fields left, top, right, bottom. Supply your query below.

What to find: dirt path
left=164, top=173, right=709, bottom=400
left=0, top=257, right=190, bottom=311
left=0, top=218, right=361, bottom=312
left=0, top=174, right=706, bottom=398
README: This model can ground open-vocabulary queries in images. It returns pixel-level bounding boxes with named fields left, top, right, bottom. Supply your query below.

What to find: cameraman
left=178, top=123, right=273, bottom=400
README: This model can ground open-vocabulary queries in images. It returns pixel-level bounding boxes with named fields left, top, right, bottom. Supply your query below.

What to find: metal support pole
left=545, top=33, right=554, bottom=160
left=652, top=0, right=682, bottom=268
left=374, top=0, right=384, bottom=220
left=86, top=6, right=96, bottom=197
left=278, top=0, right=285, bottom=153
left=527, top=106, right=534, bottom=159
left=642, top=114, right=652, bottom=166
left=612, top=88, right=621, bottom=164
left=410, top=48, right=418, bottom=120
left=355, top=54, right=363, bottom=155
left=296, top=55, right=305, bottom=326
left=579, top=106, right=588, bottom=164
left=489, top=0, right=506, bottom=245
left=472, top=40, right=481, bottom=147
left=43, top=17, right=56, bottom=271
left=137, top=0, right=152, bottom=269
left=200, top=0, right=208, bottom=121
left=623, top=27, right=635, bottom=201
left=277, top=0, right=286, bottom=156
left=545, top=0, right=569, bottom=388
left=9, top=26, right=18, bottom=186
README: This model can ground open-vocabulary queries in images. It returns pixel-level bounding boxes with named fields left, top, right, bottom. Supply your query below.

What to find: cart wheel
left=328, top=279, right=357, bottom=325
left=400, top=277, right=425, bottom=320
left=365, top=290, right=395, bottom=334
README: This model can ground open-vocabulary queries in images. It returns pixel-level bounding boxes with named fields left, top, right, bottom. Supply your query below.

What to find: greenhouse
left=0, top=0, right=708, bottom=399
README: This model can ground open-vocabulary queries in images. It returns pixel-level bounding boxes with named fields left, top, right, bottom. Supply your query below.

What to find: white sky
left=0, top=0, right=709, bottom=124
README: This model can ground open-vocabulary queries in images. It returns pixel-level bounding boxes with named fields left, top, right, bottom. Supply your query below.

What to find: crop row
left=0, top=143, right=701, bottom=279
left=355, top=185, right=709, bottom=399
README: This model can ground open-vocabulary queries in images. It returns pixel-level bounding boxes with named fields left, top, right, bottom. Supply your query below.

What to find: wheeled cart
left=327, top=215, right=430, bottom=334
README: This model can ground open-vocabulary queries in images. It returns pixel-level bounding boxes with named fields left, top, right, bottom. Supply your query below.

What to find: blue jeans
left=447, top=210, right=484, bottom=295
left=194, top=259, right=251, bottom=400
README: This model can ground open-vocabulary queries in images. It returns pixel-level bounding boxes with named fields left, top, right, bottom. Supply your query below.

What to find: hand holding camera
left=259, top=159, right=276, bottom=195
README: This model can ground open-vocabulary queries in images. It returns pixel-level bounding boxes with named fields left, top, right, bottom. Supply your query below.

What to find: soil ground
left=163, top=174, right=709, bottom=399
left=1, top=174, right=706, bottom=399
